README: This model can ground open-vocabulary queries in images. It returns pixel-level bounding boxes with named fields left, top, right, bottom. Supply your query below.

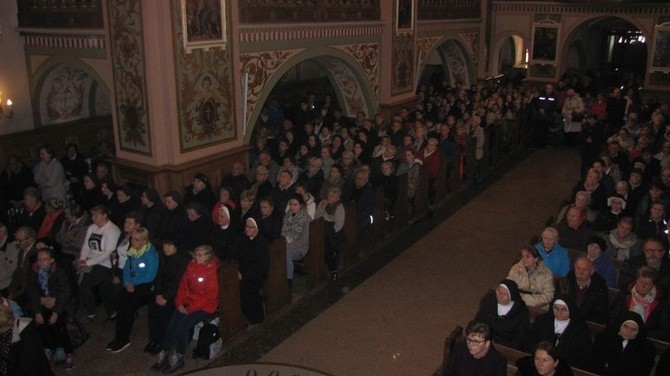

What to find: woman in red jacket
left=150, top=245, right=220, bottom=374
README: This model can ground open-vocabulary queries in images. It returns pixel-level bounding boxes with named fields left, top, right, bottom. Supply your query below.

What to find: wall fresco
left=334, top=42, right=380, bottom=98
left=392, top=33, right=414, bottom=94
left=41, top=64, right=92, bottom=125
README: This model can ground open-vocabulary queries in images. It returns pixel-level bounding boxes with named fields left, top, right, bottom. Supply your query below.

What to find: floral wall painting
left=651, top=23, right=670, bottom=72
left=181, top=0, right=227, bottom=53
left=109, top=0, right=152, bottom=155
left=392, top=33, right=414, bottom=94
left=396, top=0, right=414, bottom=35
left=181, top=72, right=230, bottom=146
left=40, top=65, right=92, bottom=126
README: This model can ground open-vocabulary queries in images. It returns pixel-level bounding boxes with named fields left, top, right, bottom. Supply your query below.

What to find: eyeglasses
left=644, top=248, right=665, bottom=253
left=466, top=338, right=486, bottom=345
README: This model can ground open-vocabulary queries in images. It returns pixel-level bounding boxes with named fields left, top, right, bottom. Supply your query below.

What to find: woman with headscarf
left=234, top=218, right=268, bottom=325
left=593, top=311, right=656, bottom=376
left=528, top=296, right=593, bottom=371
left=140, top=188, right=168, bottom=245
left=475, top=279, right=530, bottom=350
left=206, top=205, right=237, bottom=260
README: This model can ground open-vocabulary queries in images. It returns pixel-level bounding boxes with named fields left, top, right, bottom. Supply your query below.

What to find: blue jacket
left=123, top=243, right=159, bottom=287
left=534, top=242, right=570, bottom=277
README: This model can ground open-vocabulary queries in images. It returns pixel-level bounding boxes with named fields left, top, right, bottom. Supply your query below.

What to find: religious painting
left=396, top=0, right=414, bottom=35
left=651, top=23, right=670, bottom=73
left=109, top=0, right=152, bottom=155
left=181, top=0, right=227, bottom=53
left=531, top=25, right=559, bottom=62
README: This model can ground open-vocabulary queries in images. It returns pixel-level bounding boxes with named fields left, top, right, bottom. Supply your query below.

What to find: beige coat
left=507, top=261, right=555, bottom=309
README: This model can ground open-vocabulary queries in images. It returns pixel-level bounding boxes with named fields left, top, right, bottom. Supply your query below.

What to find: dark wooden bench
left=218, top=260, right=247, bottom=340
left=303, top=218, right=328, bottom=287
left=263, top=238, right=291, bottom=314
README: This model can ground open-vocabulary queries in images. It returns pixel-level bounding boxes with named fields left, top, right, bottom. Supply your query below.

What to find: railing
left=417, top=0, right=481, bottom=20
left=17, top=0, right=103, bottom=28
left=238, top=0, right=380, bottom=24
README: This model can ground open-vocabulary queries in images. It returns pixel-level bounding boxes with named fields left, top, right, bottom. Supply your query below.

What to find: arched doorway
left=417, top=38, right=474, bottom=93
left=561, top=16, right=649, bottom=88
left=243, top=49, right=376, bottom=144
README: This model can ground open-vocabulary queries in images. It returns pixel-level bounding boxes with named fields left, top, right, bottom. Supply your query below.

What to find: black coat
left=475, top=284, right=530, bottom=350
left=161, top=206, right=188, bottom=242
left=258, top=212, right=283, bottom=241
left=515, top=355, right=574, bottom=376
left=593, top=311, right=656, bottom=376
left=26, top=261, right=71, bottom=316
left=153, top=251, right=190, bottom=301
left=179, top=215, right=212, bottom=253
left=557, top=271, right=609, bottom=324
left=443, top=340, right=506, bottom=376
left=183, top=186, right=216, bottom=213
left=207, top=225, right=238, bottom=260
left=529, top=298, right=593, bottom=370
left=8, top=319, right=54, bottom=375
left=234, top=233, right=269, bottom=284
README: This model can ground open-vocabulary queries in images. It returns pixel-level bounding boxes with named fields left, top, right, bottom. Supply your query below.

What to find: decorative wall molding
left=458, top=32, right=479, bottom=67
left=314, top=56, right=368, bottom=116
left=22, top=32, right=106, bottom=50
left=416, top=36, right=441, bottom=80
left=240, top=49, right=305, bottom=126
left=391, top=33, right=414, bottom=95
left=416, top=20, right=480, bottom=35
left=492, top=1, right=670, bottom=15
left=333, top=43, right=380, bottom=97
left=239, top=22, right=384, bottom=43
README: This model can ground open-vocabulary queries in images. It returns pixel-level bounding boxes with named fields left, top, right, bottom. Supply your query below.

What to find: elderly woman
left=234, top=218, right=268, bottom=325
left=516, top=341, right=574, bottom=376
left=534, top=227, right=570, bottom=277
left=529, top=297, right=593, bottom=370
left=282, top=194, right=311, bottom=286
left=474, top=279, right=530, bottom=350
left=507, top=245, right=555, bottom=310
left=316, top=187, right=345, bottom=280
left=106, top=227, right=159, bottom=353
left=555, top=191, right=596, bottom=225
left=151, top=245, right=219, bottom=373
left=33, top=145, right=68, bottom=203
left=55, top=203, right=91, bottom=258
left=609, top=266, right=670, bottom=341
left=593, top=311, right=656, bottom=376
left=604, top=217, right=641, bottom=261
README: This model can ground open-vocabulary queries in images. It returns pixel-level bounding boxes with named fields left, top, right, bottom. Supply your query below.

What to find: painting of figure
left=181, top=0, right=227, bottom=53
left=652, top=27, right=670, bottom=69
left=532, top=26, right=558, bottom=62
left=396, top=0, right=413, bottom=34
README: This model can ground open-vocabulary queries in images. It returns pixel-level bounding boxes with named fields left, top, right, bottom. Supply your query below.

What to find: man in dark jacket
left=557, top=256, right=609, bottom=324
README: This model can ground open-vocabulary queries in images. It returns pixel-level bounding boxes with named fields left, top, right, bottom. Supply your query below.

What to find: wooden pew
left=395, top=174, right=409, bottom=227
left=339, top=201, right=358, bottom=268
left=304, top=218, right=328, bottom=287
left=414, top=164, right=429, bottom=217
left=371, top=185, right=386, bottom=246
left=264, top=238, right=291, bottom=314
left=218, top=261, right=247, bottom=340
left=437, top=325, right=463, bottom=375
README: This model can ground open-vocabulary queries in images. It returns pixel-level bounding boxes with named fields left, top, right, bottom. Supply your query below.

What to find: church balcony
left=238, top=0, right=380, bottom=24
left=17, top=0, right=103, bottom=29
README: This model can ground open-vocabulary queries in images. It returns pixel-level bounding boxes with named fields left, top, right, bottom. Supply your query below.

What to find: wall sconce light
left=0, top=93, right=13, bottom=119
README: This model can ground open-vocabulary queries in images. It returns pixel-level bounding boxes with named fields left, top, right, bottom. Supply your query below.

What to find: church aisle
left=260, top=147, right=580, bottom=375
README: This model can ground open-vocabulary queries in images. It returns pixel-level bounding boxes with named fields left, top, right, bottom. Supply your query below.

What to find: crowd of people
left=445, top=72, right=670, bottom=376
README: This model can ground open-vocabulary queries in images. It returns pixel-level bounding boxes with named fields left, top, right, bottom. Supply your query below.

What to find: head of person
left=574, top=191, right=590, bottom=209
left=14, top=226, right=36, bottom=251
left=193, top=245, right=214, bottom=264
left=540, top=227, right=559, bottom=250
left=186, top=203, right=205, bottom=222
left=240, top=190, right=255, bottom=211
left=615, top=181, right=629, bottom=197
left=217, top=205, right=231, bottom=227
left=162, top=239, right=178, bottom=256
left=354, top=170, right=369, bottom=189
left=38, top=145, right=56, bottom=163
left=259, top=197, right=274, bottom=218
left=629, top=168, right=643, bottom=185
left=533, top=341, right=561, bottom=376
left=330, top=164, right=343, bottom=181
left=164, top=190, right=182, bottom=211
left=643, top=237, right=666, bottom=268
left=464, top=321, right=492, bottom=357
left=617, top=311, right=647, bottom=342
left=287, top=194, right=305, bottom=215
left=116, top=185, right=133, bottom=204
left=586, top=236, right=606, bottom=261
left=566, top=206, right=585, bottom=229
left=519, top=245, right=541, bottom=269
left=650, top=201, right=665, bottom=221
left=255, top=165, right=270, bottom=183
left=192, top=173, right=209, bottom=191
left=141, top=188, right=161, bottom=208
left=23, top=187, right=42, bottom=212
left=245, top=217, right=259, bottom=239
left=36, top=246, right=55, bottom=271
left=552, top=298, right=571, bottom=321
left=381, top=161, right=395, bottom=177
left=45, top=197, right=64, bottom=214
left=130, top=227, right=149, bottom=249
left=648, top=181, right=664, bottom=201
left=573, top=256, right=594, bottom=285
left=496, top=279, right=522, bottom=306
left=85, top=199, right=107, bottom=223
left=634, top=266, right=657, bottom=296
left=607, top=196, right=626, bottom=213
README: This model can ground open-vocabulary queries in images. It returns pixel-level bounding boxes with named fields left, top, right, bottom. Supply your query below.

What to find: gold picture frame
left=181, top=0, right=227, bottom=53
